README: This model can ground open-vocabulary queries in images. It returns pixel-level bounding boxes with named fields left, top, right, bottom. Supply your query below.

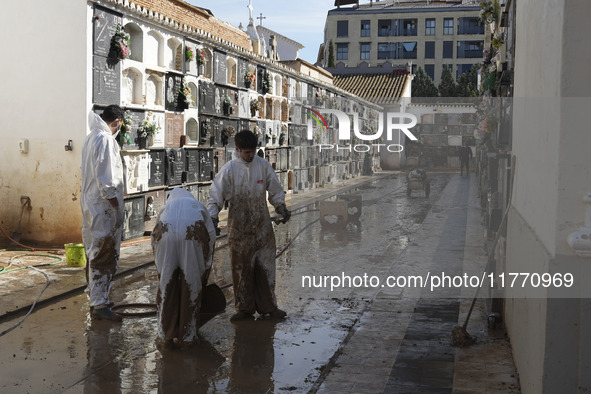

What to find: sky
left=185, top=0, right=338, bottom=64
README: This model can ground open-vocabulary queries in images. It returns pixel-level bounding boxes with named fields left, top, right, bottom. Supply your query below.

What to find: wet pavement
left=0, top=171, right=520, bottom=393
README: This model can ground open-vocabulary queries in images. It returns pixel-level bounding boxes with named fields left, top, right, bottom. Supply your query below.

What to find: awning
left=402, top=42, right=416, bottom=52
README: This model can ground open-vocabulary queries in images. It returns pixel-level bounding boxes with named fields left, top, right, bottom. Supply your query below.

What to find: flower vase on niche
left=250, top=99, right=261, bottom=119
left=137, top=136, right=147, bottom=150
left=223, top=97, right=233, bottom=116
left=244, top=71, right=256, bottom=90
left=137, top=112, right=160, bottom=150
left=196, top=49, right=206, bottom=76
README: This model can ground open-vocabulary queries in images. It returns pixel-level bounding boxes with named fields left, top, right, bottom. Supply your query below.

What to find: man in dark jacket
left=459, top=144, right=473, bottom=176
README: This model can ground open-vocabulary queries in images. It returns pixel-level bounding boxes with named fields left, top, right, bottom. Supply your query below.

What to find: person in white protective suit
left=151, top=187, right=217, bottom=349
left=207, top=130, right=291, bottom=321
left=81, top=105, right=125, bottom=322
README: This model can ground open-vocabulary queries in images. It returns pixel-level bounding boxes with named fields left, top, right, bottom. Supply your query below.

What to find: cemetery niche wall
left=90, top=0, right=383, bottom=240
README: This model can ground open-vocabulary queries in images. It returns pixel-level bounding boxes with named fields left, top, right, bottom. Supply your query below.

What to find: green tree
left=438, top=65, right=458, bottom=97
left=456, top=64, right=479, bottom=97
left=327, top=40, right=336, bottom=68
left=412, top=67, right=439, bottom=97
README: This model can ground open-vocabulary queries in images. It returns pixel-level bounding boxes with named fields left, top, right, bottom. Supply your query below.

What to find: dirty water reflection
left=0, top=174, right=451, bottom=393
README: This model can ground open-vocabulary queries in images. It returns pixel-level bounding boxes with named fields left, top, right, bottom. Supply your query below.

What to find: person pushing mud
left=207, top=130, right=291, bottom=321
left=151, top=188, right=216, bottom=349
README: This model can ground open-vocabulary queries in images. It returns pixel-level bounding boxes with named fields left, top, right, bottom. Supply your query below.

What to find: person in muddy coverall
left=81, top=105, right=125, bottom=322
left=151, top=188, right=216, bottom=349
left=207, top=130, right=291, bottom=321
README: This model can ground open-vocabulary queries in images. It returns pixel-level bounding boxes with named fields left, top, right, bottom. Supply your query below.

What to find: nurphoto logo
left=305, top=108, right=418, bottom=153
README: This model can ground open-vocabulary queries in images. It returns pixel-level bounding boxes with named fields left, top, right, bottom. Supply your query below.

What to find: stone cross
left=257, top=13, right=266, bottom=26
left=247, top=0, right=254, bottom=23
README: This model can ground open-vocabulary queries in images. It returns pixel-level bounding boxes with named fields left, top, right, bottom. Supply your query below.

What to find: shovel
left=11, top=197, right=31, bottom=245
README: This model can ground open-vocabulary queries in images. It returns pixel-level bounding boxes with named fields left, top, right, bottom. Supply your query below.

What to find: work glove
left=275, top=204, right=291, bottom=223
left=212, top=217, right=220, bottom=236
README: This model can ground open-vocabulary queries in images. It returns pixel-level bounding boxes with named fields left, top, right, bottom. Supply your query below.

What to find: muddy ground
left=0, top=173, right=451, bottom=393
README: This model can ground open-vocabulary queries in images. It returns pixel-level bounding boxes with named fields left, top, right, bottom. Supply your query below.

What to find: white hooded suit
left=80, top=112, right=124, bottom=308
left=207, top=151, right=285, bottom=315
left=152, top=188, right=216, bottom=344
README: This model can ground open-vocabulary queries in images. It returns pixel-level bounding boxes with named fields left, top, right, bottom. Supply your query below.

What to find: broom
left=451, top=155, right=516, bottom=347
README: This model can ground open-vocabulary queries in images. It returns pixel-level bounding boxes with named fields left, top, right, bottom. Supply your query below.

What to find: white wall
left=0, top=1, right=88, bottom=244
left=511, top=0, right=563, bottom=257
left=506, top=0, right=591, bottom=392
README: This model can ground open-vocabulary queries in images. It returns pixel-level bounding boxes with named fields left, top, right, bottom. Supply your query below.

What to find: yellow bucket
left=64, top=243, right=86, bottom=267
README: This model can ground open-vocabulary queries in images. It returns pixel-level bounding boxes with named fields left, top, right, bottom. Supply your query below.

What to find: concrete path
left=315, top=174, right=520, bottom=393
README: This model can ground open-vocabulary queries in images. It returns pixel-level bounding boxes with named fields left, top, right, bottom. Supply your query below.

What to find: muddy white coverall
left=81, top=112, right=124, bottom=308
left=207, top=151, right=285, bottom=315
left=152, top=188, right=216, bottom=343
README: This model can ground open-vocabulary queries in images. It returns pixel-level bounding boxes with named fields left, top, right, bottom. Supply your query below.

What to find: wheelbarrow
left=406, top=169, right=430, bottom=197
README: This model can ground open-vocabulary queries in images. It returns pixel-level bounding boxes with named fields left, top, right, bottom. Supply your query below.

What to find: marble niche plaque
left=238, top=90, right=249, bottom=118
left=165, top=112, right=184, bottom=147
left=199, top=80, right=216, bottom=115
left=93, top=55, right=120, bottom=105
left=237, top=58, right=248, bottom=89
left=213, top=51, right=227, bottom=85
left=165, top=73, right=183, bottom=112
left=93, top=6, right=122, bottom=58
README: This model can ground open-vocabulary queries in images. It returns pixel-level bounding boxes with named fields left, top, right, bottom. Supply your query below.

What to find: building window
left=443, top=41, right=453, bottom=58
left=425, top=41, right=435, bottom=59
left=457, top=41, right=484, bottom=58
left=360, top=43, right=371, bottom=60
left=361, top=20, right=371, bottom=37
left=378, top=42, right=397, bottom=59
left=425, top=18, right=435, bottom=36
left=457, top=64, right=475, bottom=79
left=457, top=17, right=484, bottom=35
left=378, top=19, right=393, bottom=36
left=378, top=19, right=416, bottom=36
left=402, top=42, right=417, bottom=59
left=336, top=43, right=349, bottom=60
left=402, top=19, right=417, bottom=36
left=424, top=64, right=435, bottom=81
left=444, top=18, right=454, bottom=35
left=337, top=21, right=348, bottom=37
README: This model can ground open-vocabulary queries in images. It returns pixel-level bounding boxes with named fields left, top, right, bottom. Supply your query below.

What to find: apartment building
left=323, top=0, right=484, bottom=85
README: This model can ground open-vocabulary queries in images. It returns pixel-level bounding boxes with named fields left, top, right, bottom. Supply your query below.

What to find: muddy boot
left=156, top=337, right=174, bottom=351
left=92, top=306, right=123, bottom=322
left=230, top=311, right=254, bottom=322
left=269, top=308, right=287, bottom=319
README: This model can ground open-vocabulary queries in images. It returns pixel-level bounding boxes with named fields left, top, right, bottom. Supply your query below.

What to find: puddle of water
left=1, top=174, right=454, bottom=392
